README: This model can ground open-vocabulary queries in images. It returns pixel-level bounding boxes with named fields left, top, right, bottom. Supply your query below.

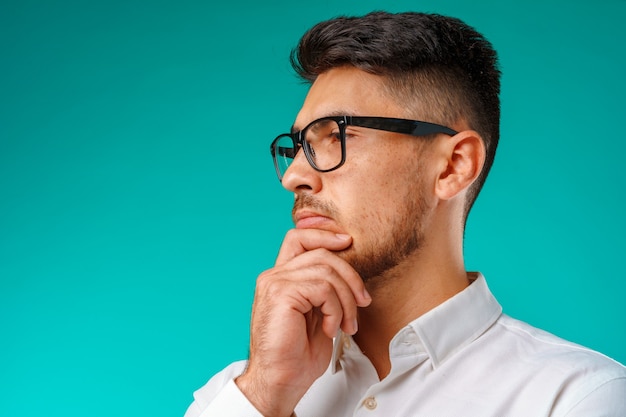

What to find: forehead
left=293, top=67, right=408, bottom=130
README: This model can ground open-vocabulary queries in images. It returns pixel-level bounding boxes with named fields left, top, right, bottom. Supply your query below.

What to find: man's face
left=282, top=67, right=437, bottom=284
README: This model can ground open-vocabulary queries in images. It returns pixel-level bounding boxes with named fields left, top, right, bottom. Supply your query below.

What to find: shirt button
left=363, top=396, right=377, bottom=410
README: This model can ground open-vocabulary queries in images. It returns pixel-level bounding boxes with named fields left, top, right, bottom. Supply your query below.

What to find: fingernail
left=362, top=288, right=372, bottom=303
left=352, top=318, right=359, bottom=334
left=335, top=233, right=351, bottom=240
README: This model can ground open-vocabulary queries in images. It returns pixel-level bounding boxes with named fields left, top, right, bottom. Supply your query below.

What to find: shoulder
left=476, top=314, right=626, bottom=416
left=491, top=314, right=626, bottom=413
left=494, top=314, right=624, bottom=374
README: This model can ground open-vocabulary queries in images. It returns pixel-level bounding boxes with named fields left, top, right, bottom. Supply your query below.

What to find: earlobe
left=435, top=130, right=486, bottom=201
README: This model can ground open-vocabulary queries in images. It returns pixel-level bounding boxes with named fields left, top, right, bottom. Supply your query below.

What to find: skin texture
left=236, top=66, right=486, bottom=417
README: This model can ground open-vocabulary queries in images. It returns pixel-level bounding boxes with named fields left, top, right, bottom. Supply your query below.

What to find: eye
left=330, top=129, right=342, bottom=141
left=343, top=127, right=358, bottom=140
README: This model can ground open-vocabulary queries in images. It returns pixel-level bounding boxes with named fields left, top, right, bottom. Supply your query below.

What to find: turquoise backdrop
left=1, top=1, right=625, bottom=416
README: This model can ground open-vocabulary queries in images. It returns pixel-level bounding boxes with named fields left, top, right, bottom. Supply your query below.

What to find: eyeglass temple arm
left=349, top=117, right=458, bottom=136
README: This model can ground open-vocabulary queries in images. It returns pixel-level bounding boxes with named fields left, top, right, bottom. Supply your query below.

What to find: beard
left=292, top=186, right=430, bottom=285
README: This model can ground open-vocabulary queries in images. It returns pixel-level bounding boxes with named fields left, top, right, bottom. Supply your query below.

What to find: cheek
left=359, top=151, right=421, bottom=199
left=326, top=141, right=424, bottom=228
left=338, top=168, right=407, bottom=230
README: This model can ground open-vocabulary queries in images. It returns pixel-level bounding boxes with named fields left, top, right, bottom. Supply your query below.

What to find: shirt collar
left=331, top=273, right=502, bottom=373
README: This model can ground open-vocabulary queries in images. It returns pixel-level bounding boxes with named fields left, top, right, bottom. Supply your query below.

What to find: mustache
left=292, top=194, right=339, bottom=223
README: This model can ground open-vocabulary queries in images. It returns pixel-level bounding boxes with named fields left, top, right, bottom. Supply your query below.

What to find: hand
left=235, top=229, right=372, bottom=417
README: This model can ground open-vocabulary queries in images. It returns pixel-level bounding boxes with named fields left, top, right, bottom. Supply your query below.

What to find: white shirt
left=184, top=274, right=626, bottom=416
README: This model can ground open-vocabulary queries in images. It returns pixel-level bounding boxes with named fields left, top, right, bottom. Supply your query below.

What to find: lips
left=294, top=210, right=334, bottom=230
left=292, top=194, right=342, bottom=232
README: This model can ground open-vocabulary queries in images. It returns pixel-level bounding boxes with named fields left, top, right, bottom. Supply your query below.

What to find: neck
left=352, top=241, right=469, bottom=380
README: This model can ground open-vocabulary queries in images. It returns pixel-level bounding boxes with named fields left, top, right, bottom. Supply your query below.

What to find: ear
left=434, top=130, right=486, bottom=201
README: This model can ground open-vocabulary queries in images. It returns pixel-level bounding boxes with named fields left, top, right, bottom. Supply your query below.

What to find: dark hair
left=290, top=11, right=500, bottom=220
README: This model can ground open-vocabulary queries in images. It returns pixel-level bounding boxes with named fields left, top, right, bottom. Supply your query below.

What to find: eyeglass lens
left=273, top=118, right=344, bottom=178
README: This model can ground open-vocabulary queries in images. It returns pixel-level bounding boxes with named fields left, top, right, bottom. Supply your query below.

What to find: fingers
left=263, top=280, right=350, bottom=339
left=272, top=228, right=372, bottom=335
left=237, top=228, right=371, bottom=414
left=284, top=247, right=371, bottom=308
left=287, top=266, right=359, bottom=337
left=259, top=249, right=371, bottom=337
left=275, top=228, right=353, bottom=266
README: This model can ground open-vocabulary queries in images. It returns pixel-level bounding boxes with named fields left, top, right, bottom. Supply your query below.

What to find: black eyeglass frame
left=270, top=115, right=458, bottom=181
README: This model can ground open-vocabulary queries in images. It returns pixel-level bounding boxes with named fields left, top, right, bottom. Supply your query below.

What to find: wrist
left=235, top=372, right=297, bottom=417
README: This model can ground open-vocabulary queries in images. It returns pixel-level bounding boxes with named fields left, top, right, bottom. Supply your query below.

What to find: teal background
left=1, top=0, right=624, bottom=415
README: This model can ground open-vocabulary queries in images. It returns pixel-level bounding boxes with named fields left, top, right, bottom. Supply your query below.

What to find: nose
left=281, top=148, right=322, bottom=193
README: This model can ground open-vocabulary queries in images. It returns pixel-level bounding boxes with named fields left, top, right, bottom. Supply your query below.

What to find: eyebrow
left=290, top=111, right=356, bottom=134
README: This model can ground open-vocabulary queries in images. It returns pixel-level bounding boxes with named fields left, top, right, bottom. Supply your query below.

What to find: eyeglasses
left=270, top=115, right=458, bottom=181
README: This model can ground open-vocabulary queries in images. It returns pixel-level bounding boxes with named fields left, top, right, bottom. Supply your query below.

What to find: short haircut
left=290, top=11, right=501, bottom=220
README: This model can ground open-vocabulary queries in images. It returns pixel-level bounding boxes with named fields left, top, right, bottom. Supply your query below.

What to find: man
left=185, top=11, right=626, bottom=416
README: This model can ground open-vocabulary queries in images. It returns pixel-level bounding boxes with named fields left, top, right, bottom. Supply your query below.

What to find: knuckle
left=307, top=247, right=331, bottom=258
left=283, top=228, right=299, bottom=242
left=310, top=263, right=335, bottom=277
left=255, top=270, right=273, bottom=289
left=262, top=277, right=287, bottom=297
left=314, top=279, right=335, bottom=297
left=256, top=270, right=287, bottom=298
